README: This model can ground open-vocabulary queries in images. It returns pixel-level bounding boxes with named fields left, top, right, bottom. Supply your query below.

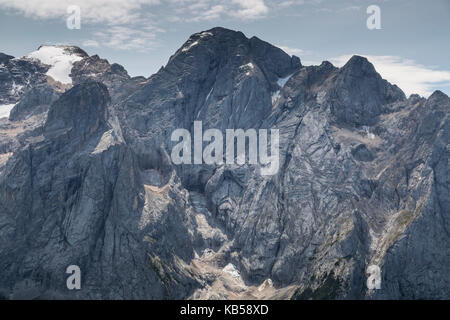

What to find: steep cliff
left=0, top=27, right=448, bottom=299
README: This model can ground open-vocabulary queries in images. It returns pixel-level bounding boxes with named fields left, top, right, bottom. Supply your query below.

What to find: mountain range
left=0, top=27, right=448, bottom=300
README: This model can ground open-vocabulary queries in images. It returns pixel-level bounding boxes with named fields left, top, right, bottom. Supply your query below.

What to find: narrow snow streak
left=272, top=73, right=294, bottom=104
left=0, top=104, right=16, bottom=118
left=277, top=73, right=294, bottom=87
left=182, top=41, right=199, bottom=52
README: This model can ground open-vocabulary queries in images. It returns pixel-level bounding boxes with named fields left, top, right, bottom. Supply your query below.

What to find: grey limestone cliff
left=0, top=27, right=448, bottom=300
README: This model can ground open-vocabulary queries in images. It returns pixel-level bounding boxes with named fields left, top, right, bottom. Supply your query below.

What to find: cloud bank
left=331, top=54, right=450, bottom=97
left=0, top=0, right=270, bottom=51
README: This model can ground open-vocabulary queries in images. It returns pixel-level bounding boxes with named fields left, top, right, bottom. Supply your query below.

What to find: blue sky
left=1, top=0, right=449, bottom=96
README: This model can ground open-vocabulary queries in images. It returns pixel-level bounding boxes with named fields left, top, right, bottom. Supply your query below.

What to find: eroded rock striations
left=0, top=27, right=448, bottom=299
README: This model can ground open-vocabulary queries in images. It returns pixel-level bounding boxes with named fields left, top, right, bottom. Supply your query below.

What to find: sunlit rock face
left=0, top=27, right=448, bottom=300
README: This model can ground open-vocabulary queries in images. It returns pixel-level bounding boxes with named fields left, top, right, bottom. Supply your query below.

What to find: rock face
left=0, top=27, right=448, bottom=300
left=9, top=84, right=60, bottom=121
left=0, top=53, right=48, bottom=104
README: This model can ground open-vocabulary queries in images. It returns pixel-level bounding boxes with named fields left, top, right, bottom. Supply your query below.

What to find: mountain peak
left=0, top=52, right=14, bottom=64
left=428, top=89, right=449, bottom=101
left=341, top=55, right=377, bottom=76
left=44, top=81, right=109, bottom=140
left=177, top=27, right=247, bottom=55
left=24, top=45, right=88, bottom=85
left=36, top=44, right=88, bottom=58
left=171, top=27, right=300, bottom=81
left=331, top=55, right=406, bottom=126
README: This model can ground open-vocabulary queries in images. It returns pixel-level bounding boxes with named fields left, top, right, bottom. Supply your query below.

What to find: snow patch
left=199, top=31, right=213, bottom=38
left=10, top=82, right=24, bottom=95
left=181, top=32, right=213, bottom=53
left=223, top=263, right=241, bottom=279
left=240, top=62, right=255, bottom=70
left=362, top=126, right=375, bottom=140
left=277, top=73, right=293, bottom=88
left=26, top=46, right=83, bottom=84
left=272, top=73, right=294, bottom=104
left=240, top=63, right=255, bottom=77
left=0, top=104, right=16, bottom=119
left=182, top=41, right=199, bottom=52
left=271, top=91, right=281, bottom=104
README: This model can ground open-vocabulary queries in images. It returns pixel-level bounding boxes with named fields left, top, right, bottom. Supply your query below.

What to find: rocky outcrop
left=0, top=54, right=48, bottom=104
left=0, top=82, right=201, bottom=299
left=0, top=27, right=448, bottom=300
left=9, top=84, right=59, bottom=121
left=71, top=55, right=141, bottom=103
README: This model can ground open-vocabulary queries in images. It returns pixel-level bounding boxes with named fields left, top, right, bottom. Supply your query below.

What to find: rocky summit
left=0, top=27, right=448, bottom=300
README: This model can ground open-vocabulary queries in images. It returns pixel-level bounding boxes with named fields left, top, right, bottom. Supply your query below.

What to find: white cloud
left=231, top=0, right=269, bottom=19
left=0, top=0, right=275, bottom=27
left=82, top=40, right=100, bottom=48
left=0, top=0, right=270, bottom=24
left=339, top=5, right=360, bottom=12
left=276, top=45, right=304, bottom=56
left=186, top=4, right=226, bottom=22
left=0, top=0, right=166, bottom=51
left=166, top=0, right=269, bottom=22
left=90, top=26, right=162, bottom=52
left=330, top=54, right=450, bottom=97
left=0, top=0, right=271, bottom=50
left=0, top=0, right=160, bottom=25
left=271, top=0, right=305, bottom=8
